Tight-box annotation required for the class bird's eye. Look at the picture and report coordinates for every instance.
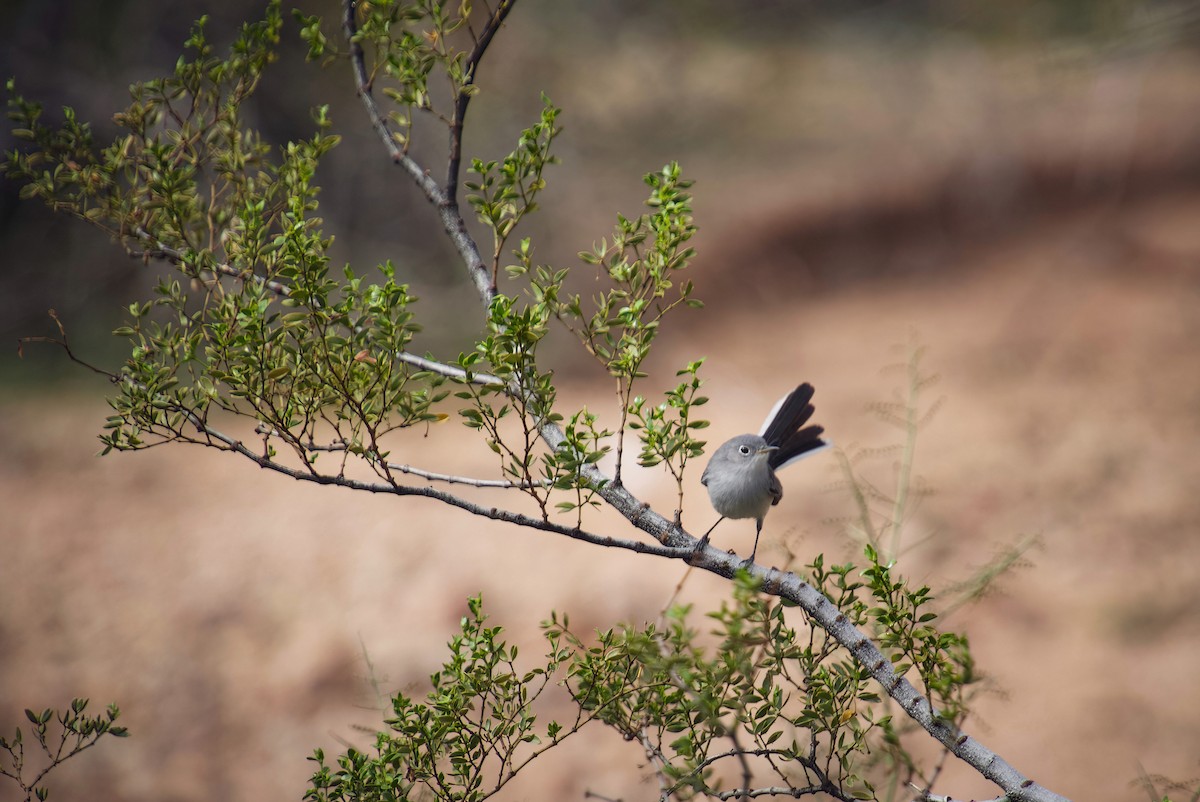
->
[738,444,751,456]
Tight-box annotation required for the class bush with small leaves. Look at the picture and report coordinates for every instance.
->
[0,700,128,802]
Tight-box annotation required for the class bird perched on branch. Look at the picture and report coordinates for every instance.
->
[699,383,829,562]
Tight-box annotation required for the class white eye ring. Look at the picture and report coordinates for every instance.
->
[738,444,751,456]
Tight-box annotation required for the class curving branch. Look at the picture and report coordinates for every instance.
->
[339,6,1072,802]
[306,438,548,488]
[191,417,688,560]
[25,328,672,557]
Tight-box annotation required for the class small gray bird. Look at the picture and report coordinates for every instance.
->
[699,383,828,562]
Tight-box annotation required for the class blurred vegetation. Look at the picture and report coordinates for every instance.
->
[0,700,128,802]
[5,0,1199,386]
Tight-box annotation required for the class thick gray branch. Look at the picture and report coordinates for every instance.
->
[911,790,1007,802]
[730,551,1068,802]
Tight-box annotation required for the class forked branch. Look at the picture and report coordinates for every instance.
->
[341,0,494,299]
[339,5,1072,801]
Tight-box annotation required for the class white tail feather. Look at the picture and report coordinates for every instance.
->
[758,390,790,437]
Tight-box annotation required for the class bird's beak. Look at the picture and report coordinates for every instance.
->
[757,445,779,456]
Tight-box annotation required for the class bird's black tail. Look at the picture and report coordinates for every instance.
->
[761,383,828,470]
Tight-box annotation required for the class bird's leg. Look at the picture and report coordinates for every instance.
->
[747,518,764,564]
[697,517,725,548]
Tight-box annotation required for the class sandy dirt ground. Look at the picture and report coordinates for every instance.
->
[3,178,1199,802]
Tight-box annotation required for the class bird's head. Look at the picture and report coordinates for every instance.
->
[718,434,777,466]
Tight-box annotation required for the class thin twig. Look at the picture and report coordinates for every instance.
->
[445,1,516,207]
[921,740,954,796]
[712,786,828,800]
[385,462,551,489]
[583,793,622,802]
[130,226,294,298]
[393,351,503,387]
[729,728,753,801]
[636,727,672,802]
[888,346,921,561]
[305,438,550,488]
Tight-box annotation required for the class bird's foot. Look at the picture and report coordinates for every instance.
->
[687,534,712,565]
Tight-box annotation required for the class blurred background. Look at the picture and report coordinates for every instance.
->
[3,1,1200,800]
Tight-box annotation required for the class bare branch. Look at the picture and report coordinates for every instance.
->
[635,727,672,802]
[729,728,753,801]
[306,438,549,488]
[583,793,622,802]
[384,461,550,489]
[712,786,830,800]
[393,351,502,387]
